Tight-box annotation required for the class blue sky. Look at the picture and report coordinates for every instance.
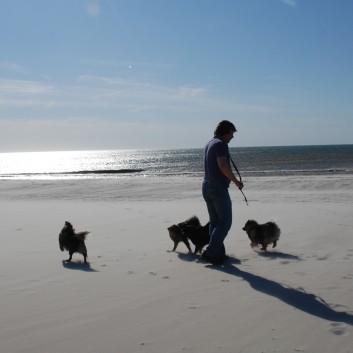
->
[0,0,352,151]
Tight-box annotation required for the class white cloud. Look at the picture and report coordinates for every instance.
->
[0,79,53,94]
[0,76,274,121]
[280,0,297,7]
[0,61,26,74]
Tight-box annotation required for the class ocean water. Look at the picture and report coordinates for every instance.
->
[0,145,352,180]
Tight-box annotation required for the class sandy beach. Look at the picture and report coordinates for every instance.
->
[1,174,352,353]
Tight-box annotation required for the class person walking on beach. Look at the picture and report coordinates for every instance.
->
[201,120,244,265]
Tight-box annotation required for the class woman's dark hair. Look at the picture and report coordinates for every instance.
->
[214,120,237,137]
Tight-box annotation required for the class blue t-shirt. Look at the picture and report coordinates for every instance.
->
[204,137,230,186]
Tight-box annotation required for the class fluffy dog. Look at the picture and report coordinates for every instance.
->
[181,222,210,254]
[59,221,90,263]
[242,220,280,251]
[167,215,201,253]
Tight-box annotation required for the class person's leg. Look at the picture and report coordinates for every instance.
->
[204,184,232,258]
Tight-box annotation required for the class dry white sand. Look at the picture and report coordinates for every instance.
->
[1,175,352,353]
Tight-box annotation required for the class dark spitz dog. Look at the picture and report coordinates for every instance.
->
[168,216,210,254]
[59,221,90,263]
[181,222,210,254]
[167,215,201,253]
[242,220,280,251]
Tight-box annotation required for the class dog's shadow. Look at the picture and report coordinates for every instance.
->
[62,260,98,272]
[212,263,353,326]
[256,250,302,261]
[176,252,199,263]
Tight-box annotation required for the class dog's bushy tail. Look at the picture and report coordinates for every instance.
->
[75,231,90,241]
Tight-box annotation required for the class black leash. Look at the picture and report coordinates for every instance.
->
[229,156,249,206]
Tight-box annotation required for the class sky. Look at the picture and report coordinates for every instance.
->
[0,0,352,152]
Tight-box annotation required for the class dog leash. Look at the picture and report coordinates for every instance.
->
[230,155,249,206]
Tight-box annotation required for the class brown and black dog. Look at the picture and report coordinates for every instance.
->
[242,220,280,251]
[59,221,90,263]
[168,216,210,254]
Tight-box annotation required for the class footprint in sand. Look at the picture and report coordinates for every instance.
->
[341,274,353,279]
[328,322,349,336]
[149,271,157,276]
[316,255,330,261]
[343,251,353,260]
[294,271,307,276]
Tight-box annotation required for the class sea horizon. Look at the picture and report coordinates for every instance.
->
[1,144,352,180]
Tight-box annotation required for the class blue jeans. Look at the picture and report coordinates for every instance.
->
[202,180,232,258]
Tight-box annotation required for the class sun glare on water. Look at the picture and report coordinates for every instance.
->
[0,150,147,179]
[0,151,68,175]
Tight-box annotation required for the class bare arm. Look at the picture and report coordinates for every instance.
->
[217,156,244,190]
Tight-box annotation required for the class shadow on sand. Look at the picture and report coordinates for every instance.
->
[177,252,241,265]
[176,251,353,325]
[211,262,353,326]
[62,260,98,272]
[256,250,302,261]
